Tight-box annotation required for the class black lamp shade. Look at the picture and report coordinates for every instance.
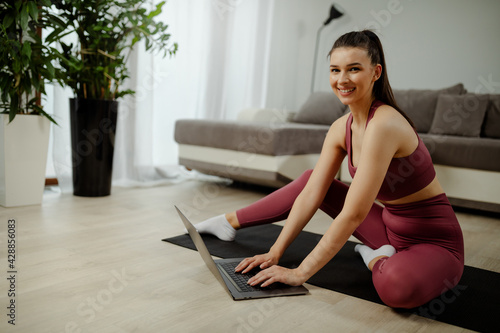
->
[324,4,343,25]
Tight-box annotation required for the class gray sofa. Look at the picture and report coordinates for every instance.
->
[175,84,500,213]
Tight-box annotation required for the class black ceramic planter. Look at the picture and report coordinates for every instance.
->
[70,98,118,197]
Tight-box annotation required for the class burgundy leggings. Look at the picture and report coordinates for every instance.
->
[236,169,464,309]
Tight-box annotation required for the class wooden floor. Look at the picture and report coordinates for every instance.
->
[1,176,499,333]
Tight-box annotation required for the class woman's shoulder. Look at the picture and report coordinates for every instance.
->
[367,104,417,154]
[369,104,412,135]
[325,112,350,150]
[329,112,350,135]
[373,103,400,119]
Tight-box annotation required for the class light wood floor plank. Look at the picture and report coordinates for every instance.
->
[1,178,498,332]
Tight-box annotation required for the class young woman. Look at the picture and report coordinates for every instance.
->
[193,30,464,309]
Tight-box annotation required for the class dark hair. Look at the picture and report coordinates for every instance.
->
[328,30,415,128]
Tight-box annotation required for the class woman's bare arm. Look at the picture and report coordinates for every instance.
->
[236,115,348,273]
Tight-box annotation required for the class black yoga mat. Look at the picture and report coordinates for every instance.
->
[163,224,500,332]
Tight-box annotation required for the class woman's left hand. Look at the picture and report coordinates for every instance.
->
[247,265,306,288]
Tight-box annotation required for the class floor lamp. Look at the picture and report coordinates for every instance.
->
[311,4,344,93]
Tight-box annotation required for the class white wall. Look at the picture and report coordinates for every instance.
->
[265,0,500,111]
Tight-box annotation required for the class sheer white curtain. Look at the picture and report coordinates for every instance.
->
[48,0,275,190]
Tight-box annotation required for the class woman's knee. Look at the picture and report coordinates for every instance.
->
[373,259,422,309]
[374,244,464,309]
[378,281,418,309]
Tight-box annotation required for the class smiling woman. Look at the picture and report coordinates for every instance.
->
[329,50,380,105]
[193,30,465,310]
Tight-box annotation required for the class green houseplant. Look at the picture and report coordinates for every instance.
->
[51,0,177,196]
[0,0,58,123]
[0,0,59,207]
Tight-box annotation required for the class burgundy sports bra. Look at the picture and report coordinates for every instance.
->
[345,100,436,201]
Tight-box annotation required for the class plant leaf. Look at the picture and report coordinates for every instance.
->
[20,4,29,31]
[148,1,165,19]
[45,61,55,79]
[27,1,39,21]
[9,95,19,122]
[3,14,15,28]
[33,105,58,125]
[22,42,32,60]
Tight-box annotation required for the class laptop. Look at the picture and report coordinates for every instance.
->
[175,206,309,300]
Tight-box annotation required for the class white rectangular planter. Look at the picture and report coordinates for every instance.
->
[0,114,51,207]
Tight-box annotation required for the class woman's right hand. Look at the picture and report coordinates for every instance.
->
[235,252,280,274]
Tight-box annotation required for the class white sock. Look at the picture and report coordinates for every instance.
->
[190,214,236,242]
[354,244,396,269]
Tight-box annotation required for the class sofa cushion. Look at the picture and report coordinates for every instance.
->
[482,94,500,139]
[420,134,500,172]
[175,119,329,156]
[429,93,489,137]
[293,91,348,125]
[393,83,466,133]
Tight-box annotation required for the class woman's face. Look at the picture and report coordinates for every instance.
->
[329,47,381,106]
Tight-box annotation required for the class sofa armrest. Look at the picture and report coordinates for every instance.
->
[237,108,296,123]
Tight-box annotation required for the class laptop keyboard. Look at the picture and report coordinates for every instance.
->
[219,262,266,292]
